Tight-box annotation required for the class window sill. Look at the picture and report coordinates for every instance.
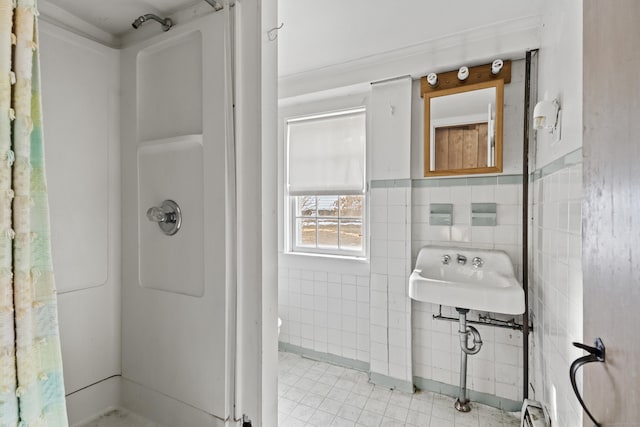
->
[279,251,370,275]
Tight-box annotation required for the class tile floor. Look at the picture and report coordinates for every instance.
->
[278,352,520,427]
[76,352,521,427]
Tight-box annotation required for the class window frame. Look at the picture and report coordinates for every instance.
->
[289,195,366,257]
[285,107,367,259]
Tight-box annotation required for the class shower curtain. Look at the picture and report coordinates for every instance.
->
[0,0,68,425]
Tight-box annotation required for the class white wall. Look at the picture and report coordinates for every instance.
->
[534,0,583,170]
[530,0,583,425]
[278,1,542,100]
[39,21,122,422]
[370,78,412,181]
[531,159,583,425]
[278,0,542,78]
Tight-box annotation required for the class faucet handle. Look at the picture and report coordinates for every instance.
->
[441,254,451,265]
[146,206,168,223]
[146,199,182,236]
[472,257,483,268]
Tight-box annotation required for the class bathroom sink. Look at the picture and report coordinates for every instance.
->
[409,246,524,315]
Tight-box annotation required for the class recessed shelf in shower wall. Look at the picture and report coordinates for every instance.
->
[137,31,203,142]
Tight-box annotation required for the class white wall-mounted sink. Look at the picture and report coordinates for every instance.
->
[409,246,525,315]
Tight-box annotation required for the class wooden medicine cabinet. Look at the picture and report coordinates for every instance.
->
[421,61,511,176]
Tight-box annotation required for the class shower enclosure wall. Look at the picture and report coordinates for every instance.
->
[39,19,123,423]
[37,0,274,425]
[120,10,235,425]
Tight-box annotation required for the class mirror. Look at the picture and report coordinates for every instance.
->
[424,79,504,176]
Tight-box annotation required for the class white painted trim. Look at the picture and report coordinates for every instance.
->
[234,0,266,425]
[278,82,370,109]
[261,0,279,424]
[279,16,542,100]
[278,252,370,276]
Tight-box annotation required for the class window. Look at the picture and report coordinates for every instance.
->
[286,108,366,257]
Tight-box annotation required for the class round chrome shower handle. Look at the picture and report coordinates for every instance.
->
[146,200,182,236]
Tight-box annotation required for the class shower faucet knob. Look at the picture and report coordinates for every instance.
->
[442,254,451,265]
[472,257,484,268]
[146,206,168,223]
[146,199,182,236]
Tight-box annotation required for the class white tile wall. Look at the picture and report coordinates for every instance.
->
[280,179,527,402]
[411,183,523,278]
[369,186,413,383]
[279,267,371,363]
[411,181,525,402]
[530,163,583,426]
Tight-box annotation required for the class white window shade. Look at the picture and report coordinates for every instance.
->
[287,109,366,196]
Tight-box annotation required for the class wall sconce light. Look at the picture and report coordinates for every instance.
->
[457,66,469,81]
[533,98,561,141]
[491,59,503,75]
[426,72,438,87]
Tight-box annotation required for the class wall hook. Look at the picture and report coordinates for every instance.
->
[267,22,284,41]
[570,338,605,427]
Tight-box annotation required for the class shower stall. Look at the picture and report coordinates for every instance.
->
[120,8,234,425]
[38,0,277,425]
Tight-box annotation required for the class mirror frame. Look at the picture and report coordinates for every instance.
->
[421,61,511,177]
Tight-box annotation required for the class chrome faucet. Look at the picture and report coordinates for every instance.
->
[442,254,451,265]
[472,257,484,268]
[457,254,467,265]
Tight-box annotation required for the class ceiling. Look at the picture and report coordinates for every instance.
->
[42,0,203,36]
[278,0,543,77]
[40,0,544,78]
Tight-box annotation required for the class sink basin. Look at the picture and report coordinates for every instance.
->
[409,246,524,315]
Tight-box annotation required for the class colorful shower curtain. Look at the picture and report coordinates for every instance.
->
[0,0,68,425]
